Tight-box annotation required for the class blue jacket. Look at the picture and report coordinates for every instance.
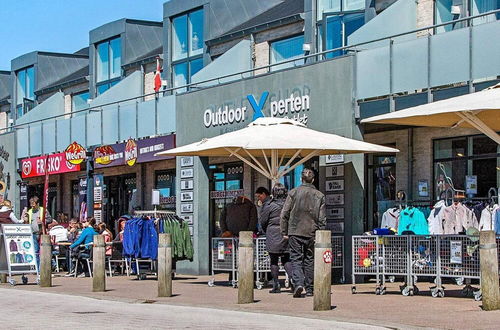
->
[123,218,158,259]
[70,227,97,249]
[398,207,429,235]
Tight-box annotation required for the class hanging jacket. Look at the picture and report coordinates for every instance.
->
[398,207,429,235]
[380,208,400,230]
[479,205,499,231]
[140,220,158,259]
[427,201,446,235]
[495,208,500,235]
[442,203,477,234]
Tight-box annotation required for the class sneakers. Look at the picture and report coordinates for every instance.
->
[64,272,75,277]
[306,290,314,297]
[269,282,281,294]
[77,273,86,278]
[293,285,304,298]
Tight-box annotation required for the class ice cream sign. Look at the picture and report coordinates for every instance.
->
[20,153,80,178]
[65,142,87,165]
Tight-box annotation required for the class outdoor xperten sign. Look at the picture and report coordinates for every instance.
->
[20,153,81,179]
[202,87,311,128]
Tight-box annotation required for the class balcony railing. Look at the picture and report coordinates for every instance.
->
[2,9,500,158]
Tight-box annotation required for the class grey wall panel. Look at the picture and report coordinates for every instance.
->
[432,86,468,101]
[37,55,88,91]
[0,72,11,100]
[89,19,126,44]
[359,99,390,119]
[123,22,163,65]
[394,93,427,111]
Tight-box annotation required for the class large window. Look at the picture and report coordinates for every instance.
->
[155,170,176,210]
[95,37,121,96]
[72,91,90,112]
[16,66,35,118]
[270,35,305,71]
[317,0,365,59]
[435,0,499,33]
[433,135,500,199]
[171,9,204,92]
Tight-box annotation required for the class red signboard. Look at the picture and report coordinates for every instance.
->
[20,153,81,178]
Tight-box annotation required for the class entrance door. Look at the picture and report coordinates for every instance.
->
[104,174,137,228]
[366,154,397,231]
[209,163,244,238]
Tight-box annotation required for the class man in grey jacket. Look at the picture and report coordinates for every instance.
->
[280,168,326,297]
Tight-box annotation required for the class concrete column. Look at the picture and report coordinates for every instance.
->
[238,231,254,304]
[158,233,173,297]
[480,231,500,311]
[92,235,106,292]
[313,230,332,311]
[39,235,52,287]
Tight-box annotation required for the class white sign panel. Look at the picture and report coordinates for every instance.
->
[180,191,194,202]
[326,155,344,164]
[326,208,344,220]
[326,222,344,233]
[325,180,344,192]
[152,189,160,205]
[181,203,193,213]
[179,214,193,225]
[180,180,194,190]
[326,194,344,206]
[93,187,102,202]
[180,168,194,179]
[1,224,37,273]
[325,165,344,177]
[450,241,462,264]
[180,157,194,167]
[466,175,477,195]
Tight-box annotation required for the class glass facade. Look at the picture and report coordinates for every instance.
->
[96,37,121,95]
[270,35,304,71]
[434,135,500,198]
[16,66,35,118]
[171,8,204,91]
[317,0,365,58]
[435,0,499,33]
[72,91,90,112]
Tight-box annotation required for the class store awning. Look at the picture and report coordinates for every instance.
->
[156,117,398,182]
[361,83,500,144]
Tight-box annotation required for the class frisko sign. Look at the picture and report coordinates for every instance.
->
[203,86,311,128]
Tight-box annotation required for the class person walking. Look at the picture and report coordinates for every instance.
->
[280,168,326,298]
[256,184,293,294]
[25,196,52,269]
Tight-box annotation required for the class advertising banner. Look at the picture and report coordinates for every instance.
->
[1,224,38,273]
[20,153,80,178]
[94,135,175,169]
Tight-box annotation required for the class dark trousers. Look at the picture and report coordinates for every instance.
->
[289,235,314,291]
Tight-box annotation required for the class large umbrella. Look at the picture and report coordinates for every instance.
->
[156,117,398,182]
[361,83,500,144]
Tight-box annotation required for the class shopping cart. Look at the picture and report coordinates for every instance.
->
[208,237,238,288]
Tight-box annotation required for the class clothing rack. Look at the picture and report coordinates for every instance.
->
[133,209,175,219]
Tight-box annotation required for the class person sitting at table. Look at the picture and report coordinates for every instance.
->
[67,217,97,277]
[48,220,69,272]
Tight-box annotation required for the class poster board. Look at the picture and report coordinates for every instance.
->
[0,224,38,275]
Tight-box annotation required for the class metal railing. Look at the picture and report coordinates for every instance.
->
[2,9,500,155]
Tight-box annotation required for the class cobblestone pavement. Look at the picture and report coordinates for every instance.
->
[3,273,500,329]
[0,287,386,330]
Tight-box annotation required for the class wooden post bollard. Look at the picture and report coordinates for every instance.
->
[92,235,106,292]
[40,235,52,287]
[313,230,332,311]
[238,231,254,304]
[0,273,7,283]
[158,233,172,297]
[480,230,500,311]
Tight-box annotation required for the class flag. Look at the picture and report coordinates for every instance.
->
[154,57,162,92]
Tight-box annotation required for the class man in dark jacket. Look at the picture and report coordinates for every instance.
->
[280,168,326,297]
[220,195,258,237]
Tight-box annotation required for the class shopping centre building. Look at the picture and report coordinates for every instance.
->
[0,0,499,276]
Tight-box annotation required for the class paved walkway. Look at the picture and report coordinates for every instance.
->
[3,273,500,329]
[0,288,383,330]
